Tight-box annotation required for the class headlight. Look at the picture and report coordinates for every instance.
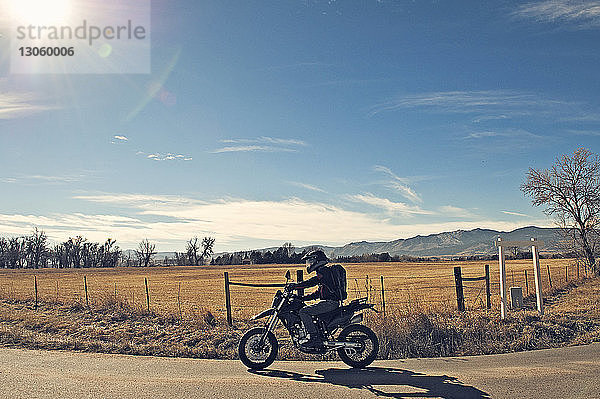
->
[272,291,282,307]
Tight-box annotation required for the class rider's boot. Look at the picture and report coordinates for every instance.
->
[300,334,322,348]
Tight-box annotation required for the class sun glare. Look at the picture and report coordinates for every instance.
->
[9,0,72,25]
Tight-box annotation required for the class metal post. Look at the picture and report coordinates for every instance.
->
[380,275,386,316]
[524,270,529,296]
[84,276,89,307]
[547,265,553,289]
[224,272,232,326]
[144,277,150,312]
[485,264,491,309]
[296,269,304,298]
[454,266,465,312]
[34,276,38,310]
[498,238,507,319]
[532,238,544,315]
[177,282,182,318]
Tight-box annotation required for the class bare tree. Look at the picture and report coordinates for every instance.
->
[65,236,86,268]
[282,242,295,258]
[136,239,156,267]
[0,238,9,268]
[174,252,187,266]
[186,237,201,266]
[25,228,50,269]
[200,237,215,264]
[100,238,121,267]
[7,237,26,268]
[522,148,600,274]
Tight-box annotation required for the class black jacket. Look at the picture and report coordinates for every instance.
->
[295,265,339,301]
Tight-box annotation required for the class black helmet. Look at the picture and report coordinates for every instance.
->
[302,249,328,274]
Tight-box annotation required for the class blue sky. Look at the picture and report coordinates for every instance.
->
[1,0,600,252]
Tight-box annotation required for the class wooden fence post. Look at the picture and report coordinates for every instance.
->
[84,276,89,307]
[34,276,38,310]
[485,265,491,309]
[511,270,515,287]
[177,282,182,318]
[144,277,150,312]
[380,275,386,316]
[454,266,465,312]
[224,272,232,326]
[547,265,553,289]
[577,263,580,280]
[565,265,568,282]
[296,269,304,298]
[524,270,529,296]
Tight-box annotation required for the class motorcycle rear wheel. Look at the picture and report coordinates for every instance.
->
[238,327,278,370]
[337,324,379,368]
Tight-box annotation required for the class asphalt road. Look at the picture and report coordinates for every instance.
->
[0,343,599,399]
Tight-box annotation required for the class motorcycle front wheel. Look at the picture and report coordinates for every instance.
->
[337,324,379,368]
[238,327,279,370]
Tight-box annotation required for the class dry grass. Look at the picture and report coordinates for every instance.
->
[0,260,597,361]
[372,278,600,359]
[0,259,582,319]
[0,276,598,360]
[0,299,242,359]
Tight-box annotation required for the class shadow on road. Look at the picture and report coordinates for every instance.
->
[249,366,490,399]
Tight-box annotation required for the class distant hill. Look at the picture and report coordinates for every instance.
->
[122,226,564,261]
[248,226,562,258]
[323,226,562,258]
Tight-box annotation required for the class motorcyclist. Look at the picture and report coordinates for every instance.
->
[288,249,340,348]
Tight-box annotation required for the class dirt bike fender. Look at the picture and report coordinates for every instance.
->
[251,308,275,320]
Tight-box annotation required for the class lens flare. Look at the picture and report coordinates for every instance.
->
[9,0,72,25]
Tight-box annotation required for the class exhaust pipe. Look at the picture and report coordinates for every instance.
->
[322,341,362,349]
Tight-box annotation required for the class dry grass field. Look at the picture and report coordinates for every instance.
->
[0,258,583,321]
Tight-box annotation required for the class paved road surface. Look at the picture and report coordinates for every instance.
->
[0,343,599,398]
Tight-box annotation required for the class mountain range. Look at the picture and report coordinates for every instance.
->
[321,226,562,258]
[123,226,564,261]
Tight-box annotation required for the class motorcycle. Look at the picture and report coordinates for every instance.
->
[238,271,379,370]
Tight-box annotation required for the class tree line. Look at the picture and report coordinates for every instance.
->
[0,229,215,269]
[211,242,303,265]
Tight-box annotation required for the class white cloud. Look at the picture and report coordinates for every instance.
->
[373,165,422,203]
[348,193,434,216]
[146,153,192,161]
[213,136,307,153]
[0,175,83,184]
[501,210,529,217]
[211,145,297,154]
[0,194,554,251]
[566,129,600,136]
[439,205,476,218]
[463,129,544,140]
[370,90,572,116]
[222,136,307,146]
[512,1,600,29]
[289,181,326,193]
[0,92,55,119]
[472,115,509,123]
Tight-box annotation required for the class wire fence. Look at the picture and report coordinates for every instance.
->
[0,259,589,322]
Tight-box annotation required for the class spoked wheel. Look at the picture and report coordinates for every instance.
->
[337,324,379,368]
[238,327,278,370]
